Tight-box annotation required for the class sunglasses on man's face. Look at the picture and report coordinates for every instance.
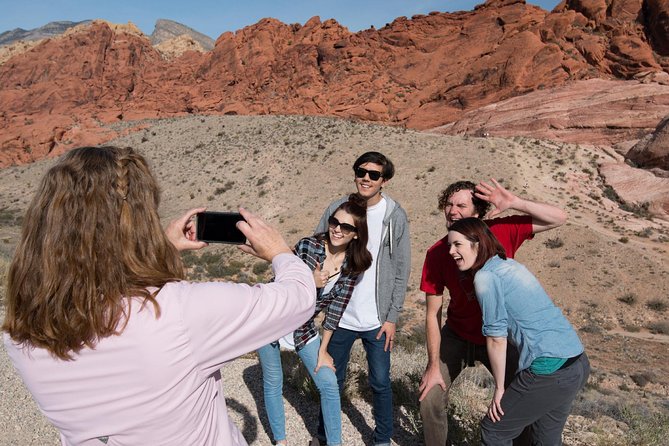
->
[354,167,383,181]
[328,216,358,235]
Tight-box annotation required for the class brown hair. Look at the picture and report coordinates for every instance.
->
[437,180,490,218]
[3,146,184,360]
[322,194,372,275]
[448,217,506,273]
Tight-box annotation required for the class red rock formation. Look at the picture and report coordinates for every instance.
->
[433,78,669,146]
[626,114,669,171]
[1,0,668,166]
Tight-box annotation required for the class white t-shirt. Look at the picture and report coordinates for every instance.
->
[338,197,386,331]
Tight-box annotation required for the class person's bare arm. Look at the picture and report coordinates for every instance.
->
[419,293,446,400]
[315,329,336,373]
[486,336,507,422]
[475,179,567,234]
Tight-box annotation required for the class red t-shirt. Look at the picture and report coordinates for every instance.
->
[420,215,534,345]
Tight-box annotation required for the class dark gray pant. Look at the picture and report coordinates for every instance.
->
[481,353,590,446]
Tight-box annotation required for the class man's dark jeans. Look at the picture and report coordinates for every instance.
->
[317,326,393,445]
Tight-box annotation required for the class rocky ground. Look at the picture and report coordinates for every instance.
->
[1,115,668,445]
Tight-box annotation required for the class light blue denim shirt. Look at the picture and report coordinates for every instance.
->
[474,255,583,372]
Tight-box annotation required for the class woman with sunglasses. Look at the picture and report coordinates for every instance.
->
[257,194,372,446]
[447,218,589,445]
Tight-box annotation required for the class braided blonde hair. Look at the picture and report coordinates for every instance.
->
[3,146,184,360]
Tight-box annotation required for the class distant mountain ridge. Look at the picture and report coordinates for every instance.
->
[0,20,92,46]
[150,19,214,51]
[0,18,214,50]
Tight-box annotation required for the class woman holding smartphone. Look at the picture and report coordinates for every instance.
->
[447,218,589,446]
[3,146,316,446]
[257,194,372,446]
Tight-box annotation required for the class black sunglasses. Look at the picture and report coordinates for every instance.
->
[328,216,358,235]
[354,167,383,181]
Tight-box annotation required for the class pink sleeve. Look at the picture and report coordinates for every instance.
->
[177,253,316,377]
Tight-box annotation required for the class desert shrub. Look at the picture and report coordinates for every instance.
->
[0,207,22,226]
[602,185,621,202]
[181,250,203,269]
[620,201,652,219]
[252,261,270,276]
[579,321,602,334]
[395,325,427,354]
[544,237,564,249]
[635,227,653,238]
[617,293,637,305]
[212,259,244,278]
[618,237,629,243]
[618,406,669,446]
[214,181,235,195]
[623,323,640,332]
[647,321,669,335]
[447,365,494,445]
[645,299,667,313]
[630,372,655,388]
[280,350,319,401]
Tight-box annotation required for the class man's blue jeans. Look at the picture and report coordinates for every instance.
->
[257,338,342,445]
[318,326,393,445]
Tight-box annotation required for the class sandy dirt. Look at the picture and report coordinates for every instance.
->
[1,115,667,445]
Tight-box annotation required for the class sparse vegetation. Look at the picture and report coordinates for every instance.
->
[645,298,667,313]
[617,293,637,305]
[252,261,270,276]
[647,321,669,335]
[544,237,564,249]
[0,207,22,226]
[635,227,653,238]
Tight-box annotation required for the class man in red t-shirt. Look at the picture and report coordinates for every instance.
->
[418,179,567,446]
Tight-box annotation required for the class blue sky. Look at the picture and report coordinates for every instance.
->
[0,0,562,39]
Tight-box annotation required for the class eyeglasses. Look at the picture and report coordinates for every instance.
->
[354,167,383,181]
[328,216,358,235]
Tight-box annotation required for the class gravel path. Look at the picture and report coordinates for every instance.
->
[1,333,416,445]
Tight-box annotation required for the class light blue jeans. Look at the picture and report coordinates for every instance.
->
[257,337,342,445]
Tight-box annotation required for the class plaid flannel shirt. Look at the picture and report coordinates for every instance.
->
[291,236,359,351]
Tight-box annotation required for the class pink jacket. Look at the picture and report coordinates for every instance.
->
[4,253,315,446]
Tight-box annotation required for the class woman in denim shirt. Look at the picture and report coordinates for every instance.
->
[447,218,589,446]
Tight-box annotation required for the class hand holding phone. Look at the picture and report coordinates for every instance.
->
[165,207,209,252]
[196,211,247,244]
[236,208,293,261]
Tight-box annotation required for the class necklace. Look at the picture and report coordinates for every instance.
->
[324,240,345,272]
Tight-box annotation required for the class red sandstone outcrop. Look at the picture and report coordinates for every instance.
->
[432,78,669,146]
[1,0,668,166]
[626,114,669,171]
[599,162,669,218]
